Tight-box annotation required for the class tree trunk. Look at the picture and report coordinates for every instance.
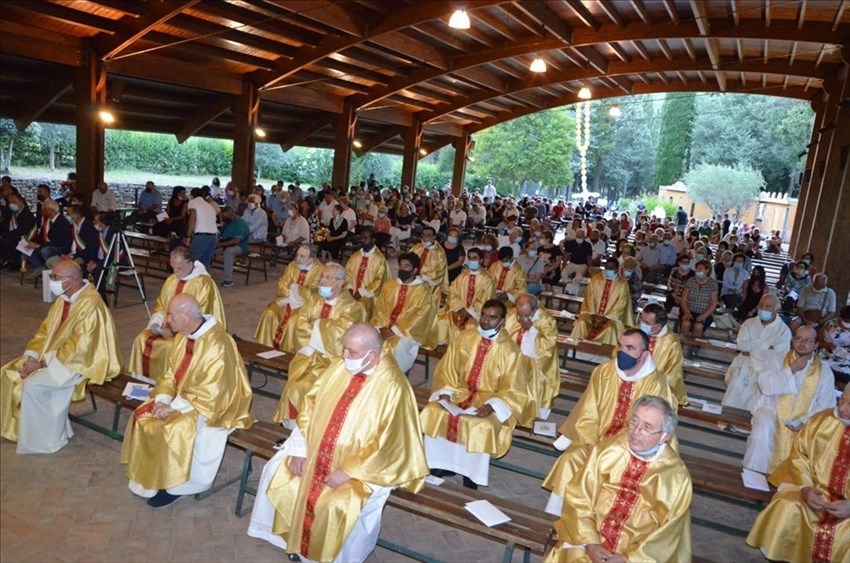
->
[49,142,56,170]
[1,137,13,173]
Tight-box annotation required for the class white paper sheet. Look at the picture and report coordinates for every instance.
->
[424,475,444,486]
[276,235,285,247]
[256,350,286,360]
[464,500,511,527]
[122,382,152,401]
[16,239,34,256]
[131,373,156,385]
[155,212,169,222]
[533,421,557,437]
[741,469,770,492]
[438,399,477,417]
[702,403,723,415]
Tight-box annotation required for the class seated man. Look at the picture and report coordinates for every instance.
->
[793,273,837,332]
[0,193,35,271]
[743,325,837,474]
[570,258,634,346]
[45,204,99,271]
[23,198,72,279]
[723,294,791,411]
[544,396,692,563]
[746,386,849,562]
[488,246,527,304]
[639,303,688,408]
[370,252,437,373]
[121,294,253,508]
[436,247,496,345]
[410,225,448,299]
[421,299,533,489]
[242,193,268,242]
[248,324,429,562]
[215,206,250,289]
[254,243,322,348]
[505,293,559,419]
[128,246,226,380]
[274,263,367,425]
[0,258,122,453]
[544,329,671,515]
[344,226,389,316]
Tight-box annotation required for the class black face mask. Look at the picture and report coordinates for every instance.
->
[361,241,374,251]
[398,269,415,283]
[37,194,47,202]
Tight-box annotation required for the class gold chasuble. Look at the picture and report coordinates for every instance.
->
[254,260,323,348]
[544,360,671,500]
[505,307,560,412]
[544,433,692,563]
[274,291,367,423]
[648,328,687,408]
[128,263,226,380]
[570,274,633,345]
[420,328,534,456]
[344,248,389,316]
[411,241,448,296]
[748,409,849,563]
[267,352,429,562]
[488,261,528,303]
[0,283,123,442]
[436,269,496,345]
[121,321,253,490]
[371,278,438,351]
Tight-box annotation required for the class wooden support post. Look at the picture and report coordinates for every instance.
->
[75,48,106,206]
[400,117,423,189]
[451,130,472,197]
[788,99,827,257]
[232,78,259,195]
[331,101,356,189]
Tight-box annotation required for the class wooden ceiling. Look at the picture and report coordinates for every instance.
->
[1,0,848,156]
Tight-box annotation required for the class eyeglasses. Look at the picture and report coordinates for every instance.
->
[48,274,71,281]
[793,337,816,344]
[628,418,663,437]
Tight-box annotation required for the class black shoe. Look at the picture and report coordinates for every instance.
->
[146,490,184,510]
[287,554,301,561]
[462,476,478,490]
[431,469,456,478]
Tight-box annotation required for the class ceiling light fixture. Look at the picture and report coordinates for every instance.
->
[419,148,428,156]
[353,140,363,148]
[255,128,266,138]
[578,87,592,99]
[608,105,622,117]
[98,110,115,124]
[530,57,547,73]
[449,9,471,29]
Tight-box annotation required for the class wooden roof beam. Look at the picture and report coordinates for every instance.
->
[354,126,405,156]
[689,0,710,36]
[833,1,847,31]
[729,0,739,26]
[610,43,631,63]
[683,38,696,60]
[598,1,625,27]
[657,39,673,60]
[736,38,744,62]
[475,9,517,41]
[3,0,120,33]
[789,42,799,66]
[797,0,807,28]
[632,40,651,61]
[175,95,235,143]
[279,113,336,152]
[630,0,651,24]
[514,0,574,42]
[96,0,201,61]
[14,77,73,132]
[571,46,609,74]
[765,0,771,27]
[565,0,601,31]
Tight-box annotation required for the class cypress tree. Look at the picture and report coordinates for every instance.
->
[654,93,696,187]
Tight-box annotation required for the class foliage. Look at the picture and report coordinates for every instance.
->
[654,93,696,187]
[640,197,678,218]
[684,163,765,217]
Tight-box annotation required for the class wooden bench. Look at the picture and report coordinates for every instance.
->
[128,247,172,279]
[68,373,146,440]
[211,249,268,285]
[124,230,170,252]
[234,335,293,398]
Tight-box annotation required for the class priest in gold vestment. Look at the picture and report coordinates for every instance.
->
[747,386,850,563]
[121,294,253,509]
[638,303,688,407]
[421,299,533,488]
[410,226,448,298]
[0,259,122,454]
[544,396,692,563]
[273,262,367,425]
[370,252,437,373]
[343,226,389,316]
[248,324,429,562]
[544,329,672,515]
[254,244,323,348]
[505,293,559,419]
[128,246,226,380]
[436,247,496,345]
[488,246,527,304]
[570,258,634,346]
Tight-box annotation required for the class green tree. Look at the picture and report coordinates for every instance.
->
[39,124,76,170]
[654,93,696,187]
[684,163,765,217]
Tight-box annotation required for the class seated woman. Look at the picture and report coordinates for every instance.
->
[443,227,465,283]
[480,233,499,269]
[818,305,850,385]
[318,204,347,261]
[154,186,188,238]
[735,265,766,321]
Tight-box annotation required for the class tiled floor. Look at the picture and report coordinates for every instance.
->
[1,263,765,562]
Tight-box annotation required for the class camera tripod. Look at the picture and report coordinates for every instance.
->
[96,228,151,317]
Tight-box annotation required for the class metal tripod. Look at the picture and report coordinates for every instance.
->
[96,230,151,317]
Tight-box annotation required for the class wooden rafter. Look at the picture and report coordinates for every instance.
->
[565,0,601,31]
[175,95,235,143]
[354,126,406,156]
[14,77,73,132]
[279,113,336,152]
[95,0,201,61]
[514,0,573,42]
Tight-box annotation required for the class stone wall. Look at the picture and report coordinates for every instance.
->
[12,177,179,207]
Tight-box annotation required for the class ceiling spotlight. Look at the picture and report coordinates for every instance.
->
[608,105,622,117]
[578,87,592,100]
[353,140,363,148]
[255,128,266,138]
[467,155,475,162]
[530,57,547,73]
[98,110,115,124]
[449,9,471,29]
[419,148,428,156]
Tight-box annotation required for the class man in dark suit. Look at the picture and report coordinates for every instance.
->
[85,211,117,301]
[46,204,100,269]
[24,198,72,279]
[0,193,36,271]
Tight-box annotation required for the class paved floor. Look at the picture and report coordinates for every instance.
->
[0,262,766,562]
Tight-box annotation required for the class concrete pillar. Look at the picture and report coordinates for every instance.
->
[75,49,106,206]
[400,117,423,189]
[331,101,355,189]
[232,79,259,195]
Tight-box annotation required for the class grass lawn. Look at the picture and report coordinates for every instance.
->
[6,166,281,188]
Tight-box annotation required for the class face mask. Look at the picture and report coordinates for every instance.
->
[528,250,538,258]
[723,261,732,268]
[663,240,671,245]
[803,259,811,265]
[603,270,616,280]
[795,269,805,276]
[478,324,500,339]
[343,351,371,374]
[617,350,639,371]
[634,442,662,457]
[318,285,333,299]
[37,194,47,202]
[757,309,773,322]
[734,263,744,270]
[483,245,493,252]
[448,236,459,245]
[679,264,691,272]
[423,240,434,248]
[297,262,311,271]
[695,254,705,261]
[398,269,415,283]
[576,237,584,242]
[649,243,657,248]
[49,279,67,296]
[623,269,633,278]
[639,322,654,335]
[467,260,480,271]
[501,261,512,269]
[695,271,707,279]
[9,204,19,212]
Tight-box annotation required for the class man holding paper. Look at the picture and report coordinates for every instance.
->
[410,226,448,300]
[543,396,692,563]
[273,262,367,426]
[436,247,496,345]
[343,226,389,317]
[638,303,688,408]
[488,246,527,304]
[420,299,534,489]
[0,258,123,453]
[254,244,322,348]
[121,294,253,509]
[746,386,849,562]
[248,323,429,562]
[543,329,671,515]
[570,258,634,346]
[742,325,836,474]
[128,246,226,381]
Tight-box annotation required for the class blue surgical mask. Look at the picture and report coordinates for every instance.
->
[603,270,616,280]
[695,253,705,261]
[528,250,538,258]
[616,350,639,371]
[634,443,662,457]
[448,236,459,245]
[478,325,500,339]
[757,309,773,322]
[724,261,732,268]
[734,263,744,270]
[467,260,480,271]
[424,240,434,248]
[501,261,512,269]
[623,269,633,278]
[318,285,333,299]
[297,262,311,271]
[483,245,493,252]
[803,258,811,265]
[695,271,707,279]
[9,204,19,212]
[639,322,653,335]
[679,264,691,272]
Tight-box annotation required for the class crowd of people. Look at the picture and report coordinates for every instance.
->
[0,172,848,563]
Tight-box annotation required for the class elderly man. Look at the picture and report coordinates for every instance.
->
[743,325,836,474]
[215,206,250,288]
[636,234,666,284]
[544,396,692,563]
[436,247,496,345]
[248,324,429,562]
[793,273,837,331]
[370,252,437,373]
[638,303,687,408]
[746,386,849,562]
[410,226,448,299]
[274,263,367,425]
[570,258,634,346]
[137,180,163,222]
[128,246,226,380]
[121,294,253,509]
[48,204,100,270]
[505,294,559,419]
[344,226,389,316]
[421,299,533,489]
[0,259,122,453]
[255,244,322,348]
[0,192,35,271]
[561,228,593,282]
[723,294,792,411]
[544,329,671,515]
[489,246,528,304]
[242,193,268,242]
[23,198,72,279]
[91,181,118,212]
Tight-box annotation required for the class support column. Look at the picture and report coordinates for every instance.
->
[232,79,259,195]
[75,49,106,206]
[400,117,423,189]
[451,130,471,197]
[331,101,355,189]
[788,100,825,256]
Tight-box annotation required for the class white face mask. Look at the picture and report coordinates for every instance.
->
[477,324,500,339]
[49,279,67,296]
[343,351,371,374]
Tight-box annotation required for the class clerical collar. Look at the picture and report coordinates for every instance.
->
[653,325,668,338]
[401,276,424,286]
[60,280,89,303]
[628,441,667,462]
[836,408,850,426]
[360,246,376,257]
[180,260,209,281]
[616,354,657,382]
[530,308,541,323]
[324,295,340,306]
[188,315,217,340]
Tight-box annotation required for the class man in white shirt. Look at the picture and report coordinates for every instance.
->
[340,196,358,234]
[468,204,486,228]
[242,194,268,242]
[280,204,310,248]
[356,195,378,229]
[90,181,118,211]
[793,273,837,331]
[482,180,497,202]
[449,201,467,230]
[318,192,337,226]
[184,188,219,271]
[589,229,607,265]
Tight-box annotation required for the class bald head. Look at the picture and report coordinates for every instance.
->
[341,323,382,372]
[167,294,204,334]
[51,258,85,296]
[515,293,538,319]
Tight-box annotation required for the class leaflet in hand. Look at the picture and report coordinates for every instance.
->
[155,212,169,222]
[16,239,34,256]
[438,399,477,417]
[122,382,152,402]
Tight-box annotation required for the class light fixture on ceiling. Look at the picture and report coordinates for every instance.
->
[353,140,363,148]
[578,87,592,100]
[449,9,471,29]
[530,57,547,73]
[608,105,622,117]
[98,110,115,124]
[419,148,428,156]
[467,155,475,162]
[255,127,267,138]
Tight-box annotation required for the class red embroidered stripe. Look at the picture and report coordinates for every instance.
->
[599,456,649,552]
[812,425,850,562]
[447,338,492,443]
[388,284,409,328]
[296,270,307,285]
[419,248,430,266]
[355,255,369,291]
[604,380,635,438]
[648,336,657,355]
[497,267,509,291]
[175,280,187,295]
[273,305,293,348]
[465,274,476,308]
[59,300,71,326]
[289,400,298,420]
[173,339,196,387]
[515,327,526,347]
[319,302,332,319]
[142,334,160,378]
